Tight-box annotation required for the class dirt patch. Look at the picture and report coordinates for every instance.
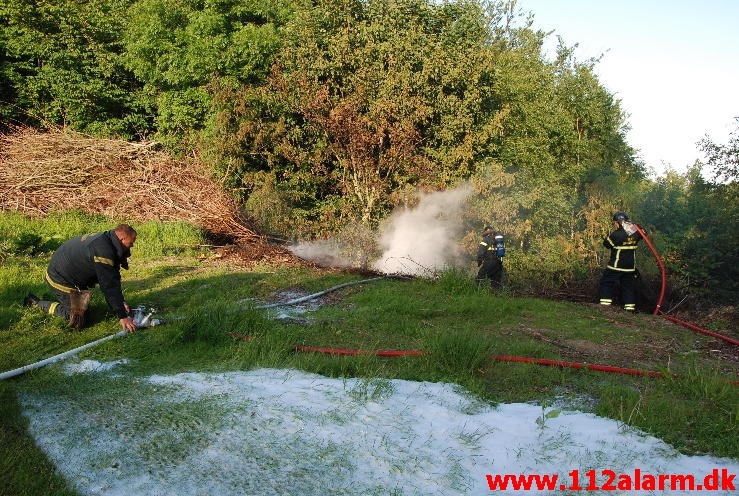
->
[560,339,613,360]
[203,242,309,268]
[692,339,739,366]
[518,311,738,376]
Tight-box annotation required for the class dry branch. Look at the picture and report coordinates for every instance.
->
[0,126,258,241]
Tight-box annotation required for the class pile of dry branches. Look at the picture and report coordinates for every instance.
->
[0,126,262,244]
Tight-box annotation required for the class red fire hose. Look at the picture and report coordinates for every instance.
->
[492,355,673,378]
[633,223,737,347]
[293,345,426,357]
[660,315,739,346]
[633,223,666,315]
[288,345,738,385]
[292,345,671,377]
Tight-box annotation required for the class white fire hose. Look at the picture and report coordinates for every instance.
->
[0,331,128,380]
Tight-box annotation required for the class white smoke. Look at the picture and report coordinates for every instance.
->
[289,185,474,275]
[289,238,354,268]
[371,185,473,275]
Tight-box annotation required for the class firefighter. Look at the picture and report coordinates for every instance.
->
[476,225,505,288]
[598,211,642,311]
[24,224,139,332]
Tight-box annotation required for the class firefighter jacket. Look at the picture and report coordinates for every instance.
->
[603,225,642,272]
[477,233,501,265]
[46,230,130,318]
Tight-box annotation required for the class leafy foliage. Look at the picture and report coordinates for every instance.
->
[205,0,641,247]
[207,0,512,234]
[0,0,148,137]
[636,163,739,303]
[0,0,735,304]
[699,117,739,183]
[123,0,290,146]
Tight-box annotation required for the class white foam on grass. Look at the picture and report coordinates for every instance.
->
[62,359,129,375]
[21,368,738,495]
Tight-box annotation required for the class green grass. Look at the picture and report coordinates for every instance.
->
[1,211,737,495]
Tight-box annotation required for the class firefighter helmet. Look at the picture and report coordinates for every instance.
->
[612,211,629,222]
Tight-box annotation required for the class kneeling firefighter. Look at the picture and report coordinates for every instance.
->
[476,226,505,287]
[24,224,139,333]
[598,211,642,312]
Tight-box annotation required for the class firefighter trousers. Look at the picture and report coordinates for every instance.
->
[598,268,637,311]
[38,285,91,328]
[476,257,504,288]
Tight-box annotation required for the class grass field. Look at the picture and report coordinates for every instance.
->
[1,211,737,495]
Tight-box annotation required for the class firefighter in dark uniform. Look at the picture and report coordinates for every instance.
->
[476,225,505,287]
[598,212,642,312]
[24,224,139,332]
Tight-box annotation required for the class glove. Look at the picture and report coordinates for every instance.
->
[622,221,638,236]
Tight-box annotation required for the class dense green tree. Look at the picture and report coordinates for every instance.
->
[699,117,739,183]
[470,30,641,285]
[123,0,291,146]
[637,169,691,238]
[0,0,147,137]
[636,163,738,304]
[0,17,17,127]
[208,0,512,235]
[207,0,641,260]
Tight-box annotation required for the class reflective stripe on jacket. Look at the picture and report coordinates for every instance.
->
[477,234,500,265]
[603,227,641,272]
[46,230,129,318]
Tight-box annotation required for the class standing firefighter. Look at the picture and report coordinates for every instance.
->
[598,212,642,311]
[476,225,505,288]
[24,224,139,332]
